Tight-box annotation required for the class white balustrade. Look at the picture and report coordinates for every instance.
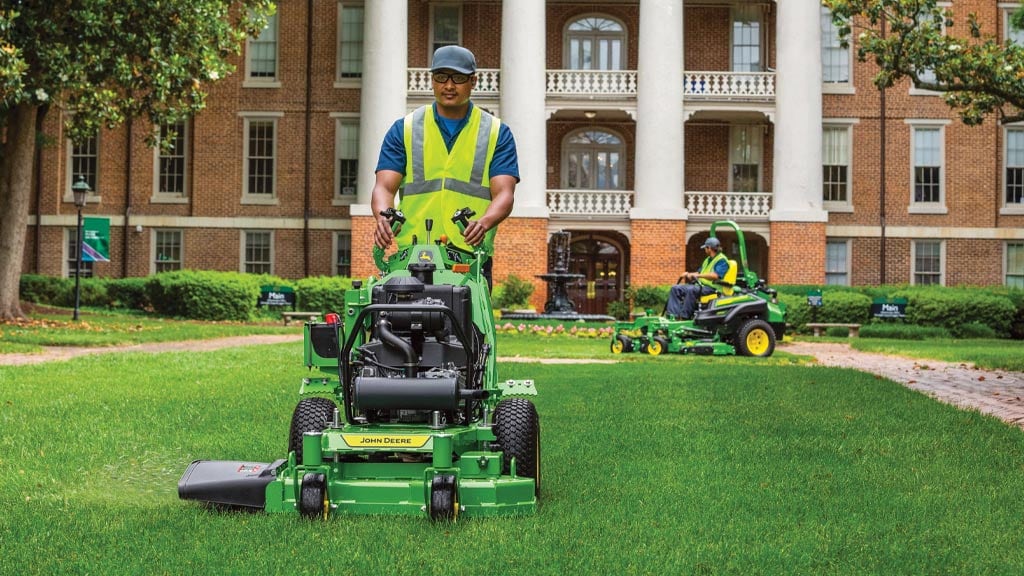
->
[545,70,638,96]
[408,68,501,94]
[684,191,773,218]
[547,189,634,216]
[683,72,775,99]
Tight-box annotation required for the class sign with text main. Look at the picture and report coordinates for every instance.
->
[82,217,111,262]
[871,298,907,319]
[258,285,296,309]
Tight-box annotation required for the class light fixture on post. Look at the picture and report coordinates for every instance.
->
[583,110,597,120]
[71,175,91,321]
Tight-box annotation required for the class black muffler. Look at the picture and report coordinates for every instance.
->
[178,459,286,509]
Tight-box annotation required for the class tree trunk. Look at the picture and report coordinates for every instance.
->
[0,104,40,321]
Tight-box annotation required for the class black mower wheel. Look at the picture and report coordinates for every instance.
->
[429,474,459,522]
[288,397,336,464]
[610,334,634,354]
[735,318,776,357]
[493,398,541,496]
[647,336,668,356]
[299,472,329,519]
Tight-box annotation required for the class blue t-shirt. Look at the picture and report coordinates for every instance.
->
[375,102,520,181]
[711,257,730,280]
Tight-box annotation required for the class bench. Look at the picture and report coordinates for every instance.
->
[282,311,321,326]
[805,323,861,338]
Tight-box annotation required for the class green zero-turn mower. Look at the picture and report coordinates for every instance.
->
[179,208,540,521]
[610,220,787,358]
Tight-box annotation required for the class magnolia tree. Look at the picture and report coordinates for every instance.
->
[0,1,273,320]
[824,0,1024,125]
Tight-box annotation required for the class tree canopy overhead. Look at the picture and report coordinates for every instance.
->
[824,0,1024,125]
[0,0,274,320]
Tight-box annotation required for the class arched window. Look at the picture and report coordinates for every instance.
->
[563,129,625,190]
[565,16,626,70]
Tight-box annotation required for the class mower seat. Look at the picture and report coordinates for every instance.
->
[699,259,738,306]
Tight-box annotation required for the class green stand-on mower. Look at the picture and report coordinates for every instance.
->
[610,220,786,357]
[179,208,540,521]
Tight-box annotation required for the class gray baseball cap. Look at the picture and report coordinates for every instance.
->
[701,237,721,250]
[430,45,477,74]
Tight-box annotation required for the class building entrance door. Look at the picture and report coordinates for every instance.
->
[565,235,625,316]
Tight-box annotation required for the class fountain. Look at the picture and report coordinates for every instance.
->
[501,230,615,322]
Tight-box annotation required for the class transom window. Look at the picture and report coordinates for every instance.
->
[244,231,273,274]
[913,240,943,285]
[1006,128,1024,206]
[821,6,850,83]
[248,13,278,80]
[732,6,762,72]
[825,240,849,285]
[823,126,850,203]
[563,129,624,189]
[338,4,364,79]
[155,229,183,273]
[565,16,625,70]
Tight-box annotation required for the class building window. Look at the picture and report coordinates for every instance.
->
[912,240,944,285]
[337,4,364,80]
[731,5,763,72]
[821,6,850,84]
[247,13,278,80]
[823,125,851,205]
[1007,7,1024,45]
[1006,128,1024,207]
[244,231,273,274]
[563,129,624,190]
[431,4,461,53]
[730,125,762,192]
[910,2,949,89]
[154,229,183,273]
[244,118,277,197]
[825,240,850,285]
[69,133,99,194]
[565,15,625,70]
[911,125,944,207]
[336,118,359,198]
[1008,242,1024,288]
[335,232,352,277]
[156,121,188,196]
[66,228,93,279]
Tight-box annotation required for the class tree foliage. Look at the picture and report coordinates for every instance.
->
[824,0,1024,125]
[0,0,274,320]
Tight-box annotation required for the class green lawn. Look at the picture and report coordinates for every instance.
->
[2,341,1024,574]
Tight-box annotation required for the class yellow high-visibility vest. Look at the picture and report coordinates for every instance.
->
[698,252,728,288]
[399,104,501,254]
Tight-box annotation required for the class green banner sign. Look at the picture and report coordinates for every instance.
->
[82,217,110,262]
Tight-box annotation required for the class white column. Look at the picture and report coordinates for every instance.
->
[501,0,548,218]
[353,0,408,214]
[632,0,685,220]
[770,0,827,222]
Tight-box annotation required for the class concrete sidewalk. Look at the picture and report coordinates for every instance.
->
[783,341,1024,429]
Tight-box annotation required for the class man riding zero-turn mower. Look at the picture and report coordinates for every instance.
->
[610,220,786,357]
[179,208,540,521]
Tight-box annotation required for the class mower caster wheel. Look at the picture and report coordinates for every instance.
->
[647,336,668,356]
[299,473,329,520]
[611,334,633,354]
[429,474,459,522]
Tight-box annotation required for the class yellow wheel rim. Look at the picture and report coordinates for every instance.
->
[648,340,662,355]
[746,329,769,356]
[611,340,624,354]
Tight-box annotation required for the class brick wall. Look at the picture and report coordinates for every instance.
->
[770,221,826,285]
[630,220,687,286]
[493,217,549,311]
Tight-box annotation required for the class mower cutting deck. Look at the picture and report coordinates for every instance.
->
[179,209,540,521]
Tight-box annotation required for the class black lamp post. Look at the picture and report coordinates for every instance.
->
[71,175,91,321]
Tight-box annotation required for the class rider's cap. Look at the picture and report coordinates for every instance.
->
[430,45,477,74]
[701,237,721,250]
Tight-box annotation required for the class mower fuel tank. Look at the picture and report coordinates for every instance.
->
[178,459,285,509]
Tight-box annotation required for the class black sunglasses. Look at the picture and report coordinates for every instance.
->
[432,72,472,85]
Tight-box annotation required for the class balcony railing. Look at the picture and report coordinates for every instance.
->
[685,191,773,218]
[547,189,633,217]
[407,69,775,101]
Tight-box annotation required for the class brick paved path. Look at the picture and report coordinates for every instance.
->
[782,341,1024,429]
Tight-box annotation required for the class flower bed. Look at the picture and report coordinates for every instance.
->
[496,322,615,338]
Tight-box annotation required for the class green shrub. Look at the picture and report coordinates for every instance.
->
[606,300,631,321]
[780,290,872,332]
[493,274,534,310]
[957,321,998,339]
[892,287,1015,338]
[145,270,259,321]
[859,323,951,340]
[296,276,353,314]
[106,277,151,310]
[19,274,71,305]
[626,285,669,314]
[825,326,851,338]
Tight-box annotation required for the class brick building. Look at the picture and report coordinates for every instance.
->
[22,1,1024,314]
